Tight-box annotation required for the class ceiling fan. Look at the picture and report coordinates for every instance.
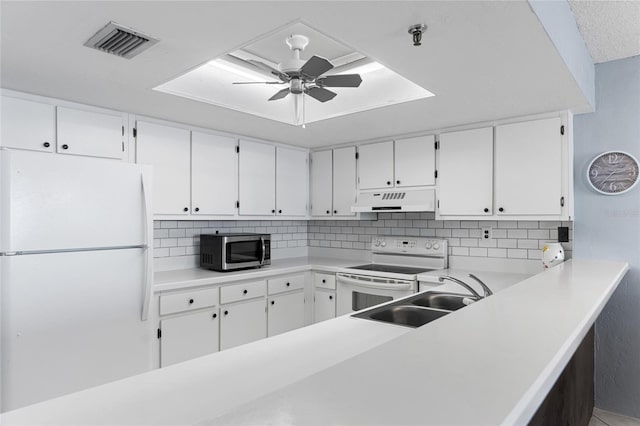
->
[232,34,363,103]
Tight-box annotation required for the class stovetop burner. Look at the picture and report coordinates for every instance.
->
[349,264,434,275]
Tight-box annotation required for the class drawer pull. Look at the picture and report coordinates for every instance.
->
[329,295,333,300]
[286,282,290,287]
[224,310,229,316]
[188,299,194,305]
[212,313,217,319]
[322,279,326,283]
[43,142,50,148]
[243,289,248,295]
[62,144,69,150]
[271,300,275,305]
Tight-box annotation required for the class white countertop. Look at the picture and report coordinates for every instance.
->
[154,256,359,292]
[2,259,628,425]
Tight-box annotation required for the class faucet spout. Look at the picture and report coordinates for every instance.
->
[437,276,482,300]
[468,274,493,298]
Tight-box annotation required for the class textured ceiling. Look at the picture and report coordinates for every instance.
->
[568,0,640,63]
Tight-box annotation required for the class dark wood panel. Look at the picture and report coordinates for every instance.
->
[529,326,595,426]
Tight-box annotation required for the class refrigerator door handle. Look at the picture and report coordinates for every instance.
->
[141,171,153,321]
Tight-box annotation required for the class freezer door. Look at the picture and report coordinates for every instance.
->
[0,149,147,252]
[1,249,153,411]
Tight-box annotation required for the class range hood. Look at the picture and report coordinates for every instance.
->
[351,188,435,212]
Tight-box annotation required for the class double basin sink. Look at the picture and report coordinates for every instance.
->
[352,292,470,328]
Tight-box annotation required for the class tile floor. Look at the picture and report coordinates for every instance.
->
[590,408,640,426]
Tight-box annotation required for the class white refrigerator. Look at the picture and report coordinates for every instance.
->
[0,149,154,412]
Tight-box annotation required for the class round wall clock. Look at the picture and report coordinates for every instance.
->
[587,151,639,195]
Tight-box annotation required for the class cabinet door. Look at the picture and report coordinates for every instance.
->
[1,96,55,153]
[191,131,237,215]
[238,140,276,216]
[220,298,266,350]
[358,141,394,190]
[314,290,336,323]
[160,309,219,367]
[276,146,308,216]
[267,291,305,337]
[495,117,563,216]
[310,150,333,217]
[333,146,357,216]
[395,135,435,187]
[136,121,191,215]
[438,127,493,216]
[57,107,124,159]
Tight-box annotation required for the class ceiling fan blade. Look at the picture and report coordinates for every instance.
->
[300,55,334,79]
[232,81,286,85]
[305,86,337,103]
[247,59,289,82]
[268,88,290,101]
[316,74,363,88]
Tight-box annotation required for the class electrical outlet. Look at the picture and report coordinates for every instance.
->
[558,226,569,243]
[481,227,492,240]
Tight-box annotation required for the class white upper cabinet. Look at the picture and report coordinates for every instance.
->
[310,150,333,217]
[332,146,357,216]
[1,96,55,153]
[57,107,125,160]
[276,146,308,217]
[437,127,494,216]
[310,147,357,217]
[136,120,191,215]
[359,138,435,190]
[358,141,394,190]
[394,135,435,187]
[494,117,563,216]
[238,140,276,216]
[191,131,238,216]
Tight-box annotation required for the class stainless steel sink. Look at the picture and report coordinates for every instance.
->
[408,292,469,311]
[352,304,450,328]
[352,291,473,328]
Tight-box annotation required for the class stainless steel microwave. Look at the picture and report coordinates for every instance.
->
[200,233,271,271]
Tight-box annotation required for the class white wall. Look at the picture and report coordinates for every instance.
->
[573,55,640,418]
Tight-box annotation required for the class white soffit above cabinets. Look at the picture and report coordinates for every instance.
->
[153,21,434,126]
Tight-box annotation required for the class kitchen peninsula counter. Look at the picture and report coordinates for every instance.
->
[2,259,628,425]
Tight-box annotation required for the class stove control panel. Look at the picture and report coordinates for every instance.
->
[371,237,448,257]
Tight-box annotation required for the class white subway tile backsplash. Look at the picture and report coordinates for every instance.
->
[153,217,573,264]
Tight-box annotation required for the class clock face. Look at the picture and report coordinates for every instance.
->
[587,151,639,195]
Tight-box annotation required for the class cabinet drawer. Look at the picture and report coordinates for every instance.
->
[221,280,267,304]
[160,287,219,316]
[314,273,336,290]
[267,274,305,295]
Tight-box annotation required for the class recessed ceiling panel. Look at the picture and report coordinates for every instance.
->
[154,21,434,126]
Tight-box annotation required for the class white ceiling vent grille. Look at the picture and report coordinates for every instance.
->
[84,21,159,59]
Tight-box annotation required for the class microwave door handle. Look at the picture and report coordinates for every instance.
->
[260,237,266,265]
[337,275,414,291]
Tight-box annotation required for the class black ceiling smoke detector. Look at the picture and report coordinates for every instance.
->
[408,24,427,47]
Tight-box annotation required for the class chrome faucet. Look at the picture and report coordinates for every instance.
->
[437,274,492,301]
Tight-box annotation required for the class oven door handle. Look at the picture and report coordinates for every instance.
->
[337,275,414,291]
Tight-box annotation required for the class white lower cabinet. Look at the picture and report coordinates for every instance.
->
[314,289,336,323]
[313,272,336,323]
[267,291,305,337]
[220,298,267,350]
[159,309,219,367]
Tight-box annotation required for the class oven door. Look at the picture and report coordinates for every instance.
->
[336,273,416,316]
[222,236,266,270]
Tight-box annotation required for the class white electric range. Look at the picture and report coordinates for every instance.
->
[336,236,448,315]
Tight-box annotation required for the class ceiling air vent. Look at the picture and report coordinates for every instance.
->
[84,21,159,59]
